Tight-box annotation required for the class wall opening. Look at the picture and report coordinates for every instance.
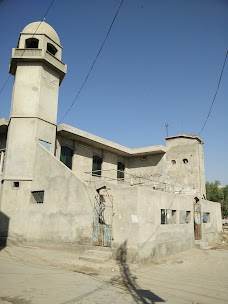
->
[92,155,102,177]
[47,43,57,56]
[203,212,210,223]
[38,139,51,152]
[25,38,39,48]
[183,158,188,164]
[180,210,191,223]
[117,162,125,180]
[32,191,44,204]
[161,209,176,224]
[60,146,73,169]
[13,181,20,189]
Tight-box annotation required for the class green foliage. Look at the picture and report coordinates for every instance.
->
[206,181,228,218]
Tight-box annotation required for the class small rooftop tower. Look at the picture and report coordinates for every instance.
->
[4,21,67,180]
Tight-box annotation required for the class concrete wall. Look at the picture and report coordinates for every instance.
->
[200,200,223,244]
[0,144,96,246]
[0,143,222,259]
[165,138,206,196]
[56,135,129,184]
[25,143,96,246]
[111,186,195,262]
[128,153,165,179]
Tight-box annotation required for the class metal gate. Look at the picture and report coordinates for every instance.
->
[92,190,113,247]
[194,203,202,240]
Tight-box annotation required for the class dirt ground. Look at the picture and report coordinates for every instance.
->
[0,240,228,304]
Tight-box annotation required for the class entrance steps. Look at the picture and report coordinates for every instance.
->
[195,240,212,250]
[79,247,113,264]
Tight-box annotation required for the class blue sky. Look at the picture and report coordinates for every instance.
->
[0,0,227,185]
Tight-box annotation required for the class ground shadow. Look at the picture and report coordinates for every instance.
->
[116,241,165,304]
[0,211,9,250]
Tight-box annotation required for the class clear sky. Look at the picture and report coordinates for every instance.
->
[0,0,227,185]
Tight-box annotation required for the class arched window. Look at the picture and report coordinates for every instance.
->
[25,38,39,49]
[47,43,57,56]
[60,146,73,169]
[92,155,102,177]
[117,162,125,180]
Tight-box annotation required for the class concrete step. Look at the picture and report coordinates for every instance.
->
[79,248,113,264]
[79,255,108,264]
[195,240,212,250]
[85,249,112,259]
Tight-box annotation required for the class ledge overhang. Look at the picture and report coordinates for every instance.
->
[57,124,167,157]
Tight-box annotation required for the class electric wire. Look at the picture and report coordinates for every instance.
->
[198,50,228,135]
[0,0,56,97]
[59,0,125,123]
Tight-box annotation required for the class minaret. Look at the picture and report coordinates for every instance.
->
[0,22,66,243]
[4,21,66,180]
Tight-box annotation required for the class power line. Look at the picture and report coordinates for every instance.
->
[198,50,228,135]
[0,0,56,97]
[59,0,125,123]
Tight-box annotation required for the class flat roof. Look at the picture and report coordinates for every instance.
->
[57,124,167,156]
[166,133,204,144]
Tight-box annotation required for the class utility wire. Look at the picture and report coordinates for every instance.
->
[0,0,56,97]
[198,50,228,135]
[59,0,125,123]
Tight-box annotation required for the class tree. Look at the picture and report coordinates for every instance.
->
[206,181,228,218]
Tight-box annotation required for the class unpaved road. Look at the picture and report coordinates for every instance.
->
[0,245,228,304]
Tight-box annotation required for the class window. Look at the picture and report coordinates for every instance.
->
[186,211,191,223]
[47,43,57,56]
[141,155,147,161]
[39,139,51,152]
[117,162,125,180]
[25,38,39,48]
[13,181,20,189]
[171,210,177,224]
[161,209,177,224]
[171,160,176,165]
[203,212,210,223]
[183,158,188,164]
[32,191,44,204]
[60,146,73,169]
[180,210,191,223]
[92,155,102,177]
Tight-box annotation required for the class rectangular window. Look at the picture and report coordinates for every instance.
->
[117,162,125,180]
[161,209,174,224]
[161,209,167,224]
[186,211,191,223]
[32,191,44,204]
[60,146,73,169]
[38,139,51,152]
[180,210,191,224]
[203,212,210,223]
[92,155,102,177]
[171,210,177,224]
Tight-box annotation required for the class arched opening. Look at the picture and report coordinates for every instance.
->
[25,38,39,49]
[47,43,57,56]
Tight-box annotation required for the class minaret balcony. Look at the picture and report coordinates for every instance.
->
[9,48,67,84]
